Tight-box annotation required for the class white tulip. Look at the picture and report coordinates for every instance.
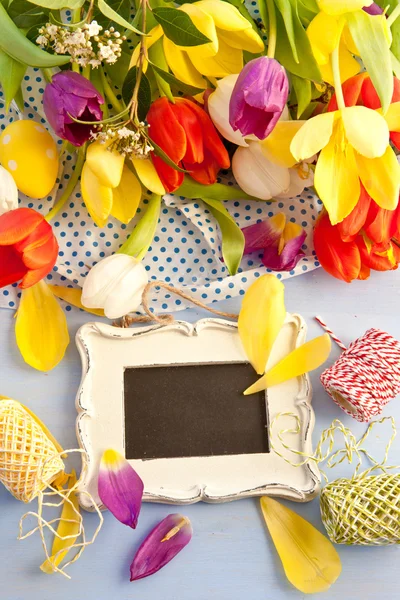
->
[208,75,249,147]
[276,161,314,199]
[81,253,148,319]
[232,141,291,200]
[0,165,18,215]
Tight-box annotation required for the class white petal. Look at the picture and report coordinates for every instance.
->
[82,254,139,309]
[208,74,248,147]
[103,260,148,319]
[232,142,291,200]
[0,165,18,214]
[276,163,314,198]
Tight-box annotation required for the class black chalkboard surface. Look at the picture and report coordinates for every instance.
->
[124,362,269,460]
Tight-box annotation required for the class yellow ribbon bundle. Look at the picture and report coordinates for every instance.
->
[0,398,102,578]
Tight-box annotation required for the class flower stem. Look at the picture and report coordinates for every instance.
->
[41,68,54,83]
[331,44,345,110]
[45,147,86,222]
[266,0,277,59]
[130,0,148,123]
[100,67,125,113]
[387,3,400,27]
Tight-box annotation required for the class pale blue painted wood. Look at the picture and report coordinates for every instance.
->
[1,268,400,600]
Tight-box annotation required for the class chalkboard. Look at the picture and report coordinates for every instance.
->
[124,362,270,460]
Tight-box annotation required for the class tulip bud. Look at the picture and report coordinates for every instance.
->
[229,57,289,140]
[208,75,249,147]
[81,253,148,319]
[43,71,104,147]
[0,165,18,215]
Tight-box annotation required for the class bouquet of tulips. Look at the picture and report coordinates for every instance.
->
[0,0,400,371]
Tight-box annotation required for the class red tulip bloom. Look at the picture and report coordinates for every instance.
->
[146,97,230,193]
[0,208,58,289]
[328,72,400,149]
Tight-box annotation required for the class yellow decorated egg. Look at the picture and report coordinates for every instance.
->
[0,120,59,198]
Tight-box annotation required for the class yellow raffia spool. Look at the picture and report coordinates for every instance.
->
[271,413,400,546]
[0,399,65,502]
[0,397,103,578]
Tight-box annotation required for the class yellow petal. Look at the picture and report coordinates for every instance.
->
[40,472,80,574]
[163,37,207,88]
[317,0,371,15]
[217,28,264,54]
[47,284,105,316]
[260,497,342,594]
[131,156,165,195]
[342,106,389,158]
[238,274,286,375]
[111,165,142,224]
[307,12,342,65]
[81,162,113,228]
[188,36,243,78]
[178,4,218,57]
[244,334,331,394]
[85,140,125,188]
[356,146,400,210]
[283,221,304,243]
[381,101,400,132]
[314,122,360,224]
[15,281,69,372]
[195,0,255,31]
[318,40,360,85]
[129,25,163,69]
[290,111,335,162]
[261,121,306,168]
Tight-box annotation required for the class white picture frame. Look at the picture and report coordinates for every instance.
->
[75,315,320,510]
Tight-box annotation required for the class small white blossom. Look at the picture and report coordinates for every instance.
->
[46,24,58,38]
[36,35,47,46]
[86,20,102,37]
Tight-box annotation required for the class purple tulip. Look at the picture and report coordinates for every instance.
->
[363,3,383,15]
[43,71,104,146]
[130,514,192,581]
[229,57,289,140]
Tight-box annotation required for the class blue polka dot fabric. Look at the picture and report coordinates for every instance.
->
[0,69,321,313]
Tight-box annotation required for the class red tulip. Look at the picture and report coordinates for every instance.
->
[328,72,400,149]
[0,208,58,289]
[146,97,230,193]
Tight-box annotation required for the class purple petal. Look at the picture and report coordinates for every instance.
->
[130,514,192,581]
[262,230,306,271]
[52,71,104,102]
[363,3,383,15]
[242,214,286,254]
[43,85,66,138]
[98,449,144,528]
[229,57,289,140]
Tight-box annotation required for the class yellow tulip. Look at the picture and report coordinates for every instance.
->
[290,106,400,224]
[130,0,264,88]
[317,0,373,15]
[307,12,359,85]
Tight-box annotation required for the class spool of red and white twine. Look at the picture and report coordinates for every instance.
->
[315,317,400,422]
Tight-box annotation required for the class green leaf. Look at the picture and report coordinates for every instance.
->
[147,38,174,101]
[274,0,321,81]
[297,0,318,25]
[152,7,211,46]
[175,176,262,202]
[0,3,69,67]
[97,0,144,34]
[391,50,400,79]
[202,197,244,276]
[121,67,151,121]
[150,139,188,172]
[0,49,26,111]
[105,48,131,88]
[347,10,393,113]
[8,0,49,28]
[291,73,311,118]
[274,0,298,62]
[149,61,204,95]
[117,194,162,260]
[25,0,84,8]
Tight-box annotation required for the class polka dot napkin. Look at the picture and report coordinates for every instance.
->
[0,69,321,314]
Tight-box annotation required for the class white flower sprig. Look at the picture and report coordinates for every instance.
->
[36,21,125,68]
[91,123,154,158]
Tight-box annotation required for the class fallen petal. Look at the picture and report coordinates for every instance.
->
[242,214,286,254]
[98,449,144,528]
[130,514,192,581]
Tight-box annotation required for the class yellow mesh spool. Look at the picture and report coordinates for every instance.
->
[0,399,65,503]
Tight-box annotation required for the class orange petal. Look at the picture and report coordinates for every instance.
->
[314,212,361,282]
[0,207,43,245]
[0,245,27,287]
[337,184,371,241]
[327,72,368,112]
[147,97,187,165]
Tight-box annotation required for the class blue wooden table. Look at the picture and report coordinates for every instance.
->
[1,268,400,600]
